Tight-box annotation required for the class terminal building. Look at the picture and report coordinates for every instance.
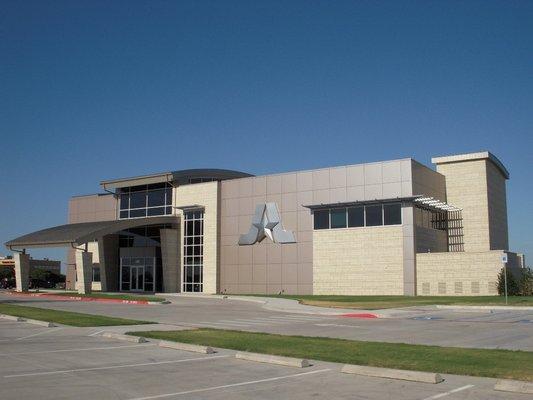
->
[5,151,525,296]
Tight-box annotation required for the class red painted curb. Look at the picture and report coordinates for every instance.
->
[339,313,378,319]
[4,291,152,305]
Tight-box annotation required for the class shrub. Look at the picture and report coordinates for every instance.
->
[518,268,533,296]
[497,267,520,296]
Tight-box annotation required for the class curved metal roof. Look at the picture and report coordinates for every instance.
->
[5,216,179,249]
[100,168,253,190]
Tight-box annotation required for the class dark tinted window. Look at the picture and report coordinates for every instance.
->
[347,207,364,227]
[365,205,383,226]
[313,210,329,229]
[129,192,146,209]
[384,203,402,225]
[330,208,347,228]
[147,189,166,207]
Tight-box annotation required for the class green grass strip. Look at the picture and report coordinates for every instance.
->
[49,292,166,302]
[129,329,533,381]
[0,303,154,327]
[241,295,533,309]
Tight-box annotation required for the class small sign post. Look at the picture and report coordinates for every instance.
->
[501,253,508,305]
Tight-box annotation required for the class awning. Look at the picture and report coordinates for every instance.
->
[5,216,179,250]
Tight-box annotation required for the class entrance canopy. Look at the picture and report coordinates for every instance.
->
[5,216,179,250]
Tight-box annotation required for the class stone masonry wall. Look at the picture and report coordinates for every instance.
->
[313,226,404,295]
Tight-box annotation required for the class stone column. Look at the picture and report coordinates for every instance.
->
[98,235,119,292]
[160,228,180,293]
[75,251,93,294]
[14,252,30,292]
[402,204,417,296]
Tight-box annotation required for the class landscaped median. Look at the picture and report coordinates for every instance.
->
[127,329,533,381]
[243,294,533,310]
[0,303,155,327]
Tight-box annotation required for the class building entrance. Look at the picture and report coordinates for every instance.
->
[120,257,155,292]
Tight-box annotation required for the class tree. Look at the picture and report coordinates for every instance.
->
[518,268,533,296]
[497,267,520,296]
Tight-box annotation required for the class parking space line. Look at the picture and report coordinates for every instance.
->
[4,355,229,378]
[0,343,155,356]
[422,384,475,400]
[88,329,106,337]
[15,327,63,341]
[127,368,332,400]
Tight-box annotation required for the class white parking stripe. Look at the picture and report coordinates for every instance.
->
[127,368,332,400]
[4,355,229,378]
[422,385,475,400]
[15,328,63,341]
[0,343,155,356]
[87,329,106,337]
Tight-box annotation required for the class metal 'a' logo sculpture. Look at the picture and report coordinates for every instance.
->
[238,203,296,245]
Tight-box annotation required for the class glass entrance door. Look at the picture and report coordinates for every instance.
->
[130,266,144,291]
[120,257,155,292]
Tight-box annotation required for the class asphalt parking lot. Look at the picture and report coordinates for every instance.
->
[0,318,528,400]
[2,293,532,351]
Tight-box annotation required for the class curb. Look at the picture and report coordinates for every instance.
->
[25,318,56,327]
[4,291,167,305]
[339,313,380,319]
[102,332,147,343]
[341,364,443,384]
[0,314,25,322]
[494,379,533,394]
[0,314,56,327]
[436,305,533,311]
[159,340,215,354]
[235,351,310,368]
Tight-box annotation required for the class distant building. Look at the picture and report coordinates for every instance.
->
[0,255,61,275]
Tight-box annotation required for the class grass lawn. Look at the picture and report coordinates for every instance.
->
[0,303,154,327]
[47,291,166,302]
[129,328,533,381]
[242,295,533,309]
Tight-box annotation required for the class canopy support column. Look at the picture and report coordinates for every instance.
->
[160,228,180,292]
[75,251,93,294]
[14,252,30,292]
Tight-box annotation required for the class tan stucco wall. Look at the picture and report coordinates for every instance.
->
[175,181,219,294]
[313,226,404,295]
[417,251,522,296]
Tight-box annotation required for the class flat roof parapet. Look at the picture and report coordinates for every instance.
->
[431,151,509,179]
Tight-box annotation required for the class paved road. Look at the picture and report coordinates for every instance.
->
[1,293,532,351]
[0,318,526,400]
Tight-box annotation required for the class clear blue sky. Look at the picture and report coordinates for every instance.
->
[1,1,532,266]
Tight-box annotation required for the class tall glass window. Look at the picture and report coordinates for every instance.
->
[118,183,173,219]
[183,210,204,292]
